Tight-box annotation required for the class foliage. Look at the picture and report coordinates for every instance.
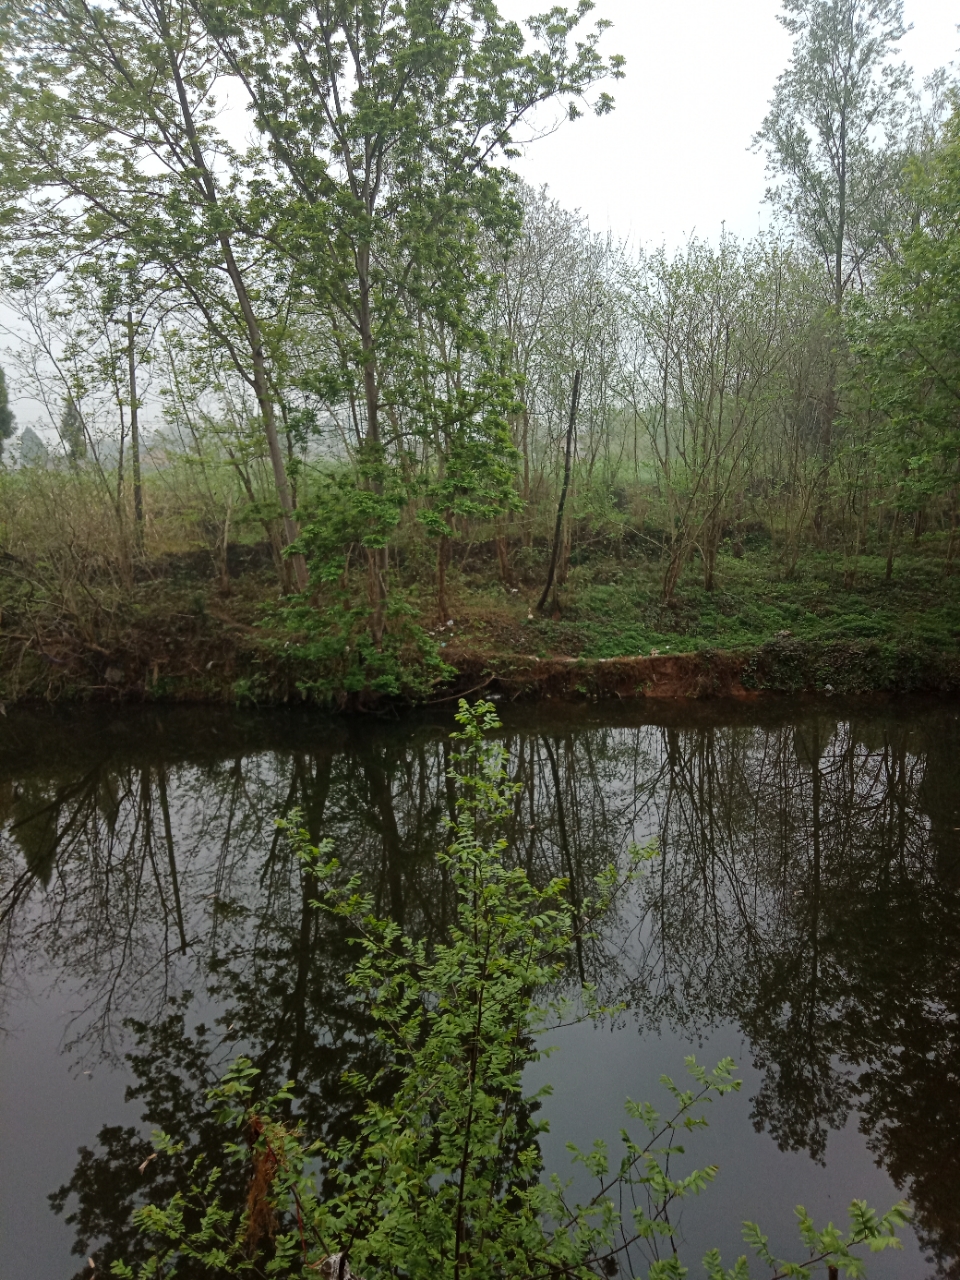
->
[616,234,818,596]
[108,701,908,1280]
[59,394,86,463]
[755,0,913,309]
[0,0,623,613]
[416,377,523,541]
[49,1000,253,1280]
[849,103,960,516]
[267,596,456,705]
[0,0,959,690]
[509,541,960,663]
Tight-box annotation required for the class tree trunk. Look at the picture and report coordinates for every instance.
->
[218,497,233,595]
[662,539,687,603]
[126,312,144,553]
[885,508,900,581]
[223,444,289,589]
[704,541,716,592]
[702,508,721,592]
[356,243,389,646]
[495,533,511,586]
[946,489,958,576]
[164,42,308,593]
[538,371,581,613]
[224,252,307,591]
[437,526,452,622]
[521,407,532,547]
[557,514,571,589]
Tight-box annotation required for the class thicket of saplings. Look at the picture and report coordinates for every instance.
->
[2,205,958,681]
[0,402,951,599]
[1,212,960,616]
[1,0,958,698]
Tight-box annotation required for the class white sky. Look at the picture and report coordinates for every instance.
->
[506,0,959,248]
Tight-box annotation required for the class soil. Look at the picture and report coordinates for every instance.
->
[3,614,959,711]
[5,540,960,711]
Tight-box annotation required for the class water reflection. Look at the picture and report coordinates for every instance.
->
[2,702,960,1277]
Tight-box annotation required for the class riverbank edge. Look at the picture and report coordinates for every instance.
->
[450,640,960,702]
[2,628,958,709]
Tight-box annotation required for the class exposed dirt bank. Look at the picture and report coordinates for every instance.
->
[449,639,960,702]
[3,618,960,710]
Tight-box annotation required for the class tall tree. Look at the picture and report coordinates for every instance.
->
[0,0,622,632]
[194,0,622,641]
[0,0,309,589]
[0,365,14,456]
[58,394,85,464]
[755,0,913,312]
[617,235,802,597]
[850,105,960,569]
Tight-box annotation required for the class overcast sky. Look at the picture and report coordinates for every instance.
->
[506,0,959,249]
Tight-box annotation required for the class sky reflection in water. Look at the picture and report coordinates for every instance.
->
[1,699,958,1279]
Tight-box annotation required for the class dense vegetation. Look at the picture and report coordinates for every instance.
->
[0,0,958,706]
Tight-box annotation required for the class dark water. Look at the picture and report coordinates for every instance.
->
[2,698,960,1279]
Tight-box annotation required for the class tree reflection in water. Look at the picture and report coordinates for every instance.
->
[2,702,959,1277]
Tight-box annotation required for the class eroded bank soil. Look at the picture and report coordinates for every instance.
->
[3,613,958,710]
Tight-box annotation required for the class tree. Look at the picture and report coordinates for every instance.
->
[418,377,522,623]
[0,0,623,629]
[0,364,14,456]
[487,185,622,558]
[59,395,85,465]
[755,0,913,312]
[193,0,623,641]
[849,104,960,571]
[617,235,801,598]
[0,0,309,590]
[3,265,159,578]
[489,186,586,521]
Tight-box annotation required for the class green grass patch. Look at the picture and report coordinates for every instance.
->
[501,543,960,662]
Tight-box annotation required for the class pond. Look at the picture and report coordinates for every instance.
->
[2,697,959,1280]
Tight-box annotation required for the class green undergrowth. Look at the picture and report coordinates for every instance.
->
[506,544,960,661]
[4,533,960,705]
[255,595,455,705]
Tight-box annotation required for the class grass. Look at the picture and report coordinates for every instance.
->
[443,538,960,661]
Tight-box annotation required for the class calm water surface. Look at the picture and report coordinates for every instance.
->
[2,698,959,1279]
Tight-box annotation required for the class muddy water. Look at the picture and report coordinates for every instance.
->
[2,698,959,1279]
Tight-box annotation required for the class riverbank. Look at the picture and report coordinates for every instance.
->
[3,540,960,708]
